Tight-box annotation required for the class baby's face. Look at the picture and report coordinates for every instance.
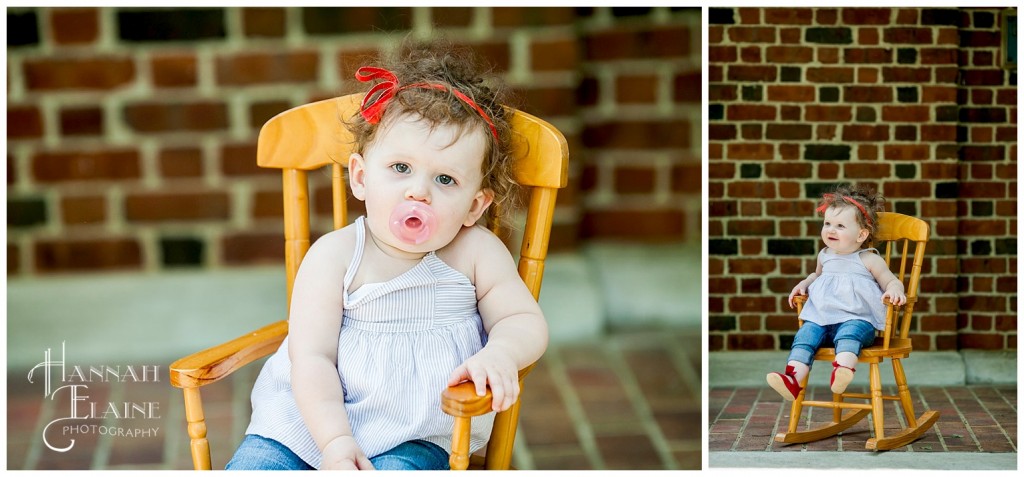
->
[350,112,492,254]
[820,206,869,254]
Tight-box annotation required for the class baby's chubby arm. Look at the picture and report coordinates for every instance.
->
[861,252,906,306]
[788,252,824,308]
[447,227,548,413]
[287,229,374,470]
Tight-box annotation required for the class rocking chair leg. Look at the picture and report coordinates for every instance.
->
[891,358,917,428]
[449,416,472,471]
[183,387,212,470]
[785,375,810,433]
[869,362,884,443]
[832,391,844,423]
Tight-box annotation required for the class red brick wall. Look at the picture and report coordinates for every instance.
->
[709,7,1017,351]
[7,6,701,275]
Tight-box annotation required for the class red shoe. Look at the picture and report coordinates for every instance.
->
[766,365,803,401]
[830,361,856,394]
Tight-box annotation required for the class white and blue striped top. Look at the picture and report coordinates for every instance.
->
[245,216,494,468]
[800,247,887,331]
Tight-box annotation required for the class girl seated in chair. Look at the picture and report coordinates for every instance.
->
[767,185,906,401]
[227,42,548,470]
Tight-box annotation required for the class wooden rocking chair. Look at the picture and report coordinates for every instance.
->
[775,212,940,451]
[169,93,569,470]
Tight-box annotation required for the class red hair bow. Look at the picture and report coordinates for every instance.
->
[817,193,872,226]
[355,66,499,141]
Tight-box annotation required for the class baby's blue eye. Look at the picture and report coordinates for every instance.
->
[392,163,410,173]
[436,175,456,186]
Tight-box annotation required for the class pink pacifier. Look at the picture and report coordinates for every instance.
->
[389,201,437,245]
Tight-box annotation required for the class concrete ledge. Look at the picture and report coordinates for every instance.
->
[962,349,1018,384]
[7,246,700,370]
[6,267,289,370]
[584,243,701,330]
[709,350,1016,387]
[710,451,1016,470]
[536,253,604,342]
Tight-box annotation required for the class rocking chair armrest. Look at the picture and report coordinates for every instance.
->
[441,382,494,418]
[883,296,917,308]
[440,366,534,418]
[170,320,288,389]
[794,295,914,308]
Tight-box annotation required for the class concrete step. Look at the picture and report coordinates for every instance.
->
[709,350,1018,387]
[7,244,700,369]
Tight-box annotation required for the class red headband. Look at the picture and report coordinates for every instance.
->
[355,66,499,141]
[817,193,872,226]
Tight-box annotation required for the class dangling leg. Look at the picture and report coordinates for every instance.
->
[767,322,823,401]
[830,352,858,394]
[766,361,808,401]
[831,320,877,394]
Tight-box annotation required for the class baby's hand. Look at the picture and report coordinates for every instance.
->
[448,346,520,413]
[788,284,808,309]
[321,435,374,470]
[882,289,907,307]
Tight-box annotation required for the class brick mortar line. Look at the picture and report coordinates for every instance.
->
[508,30,532,85]
[941,386,984,451]
[914,387,950,451]
[662,334,701,399]
[96,8,118,52]
[723,388,752,452]
[708,387,735,428]
[163,385,184,469]
[544,347,606,469]
[997,386,1016,413]
[233,365,257,453]
[465,7,488,39]
[887,385,913,452]
[282,7,304,47]
[968,386,1017,452]
[668,440,702,452]
[201,136,225,188]
[224,5,245,47]
[90,379,123,469]
[766,388,787,451]
[7,42,27,99]
[39,94,62,150]
[510,421,535,470]
[23,383,58,470]
[227,93,251,141]
[232,181,254,230]
[603,340,677,468]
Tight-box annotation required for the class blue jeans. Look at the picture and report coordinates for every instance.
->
[788,319,877,366]
[226,434,450,470]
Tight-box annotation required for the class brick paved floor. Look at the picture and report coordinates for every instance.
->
[709,384,1017,453]
[7,330,699,470]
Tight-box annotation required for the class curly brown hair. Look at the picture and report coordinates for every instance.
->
[344,40,518,230]
[817,184,886,246]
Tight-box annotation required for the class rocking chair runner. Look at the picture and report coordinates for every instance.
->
[775,212,939,451]
[169,93,569,470]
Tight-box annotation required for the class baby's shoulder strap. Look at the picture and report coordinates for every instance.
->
[343,216,367,293]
